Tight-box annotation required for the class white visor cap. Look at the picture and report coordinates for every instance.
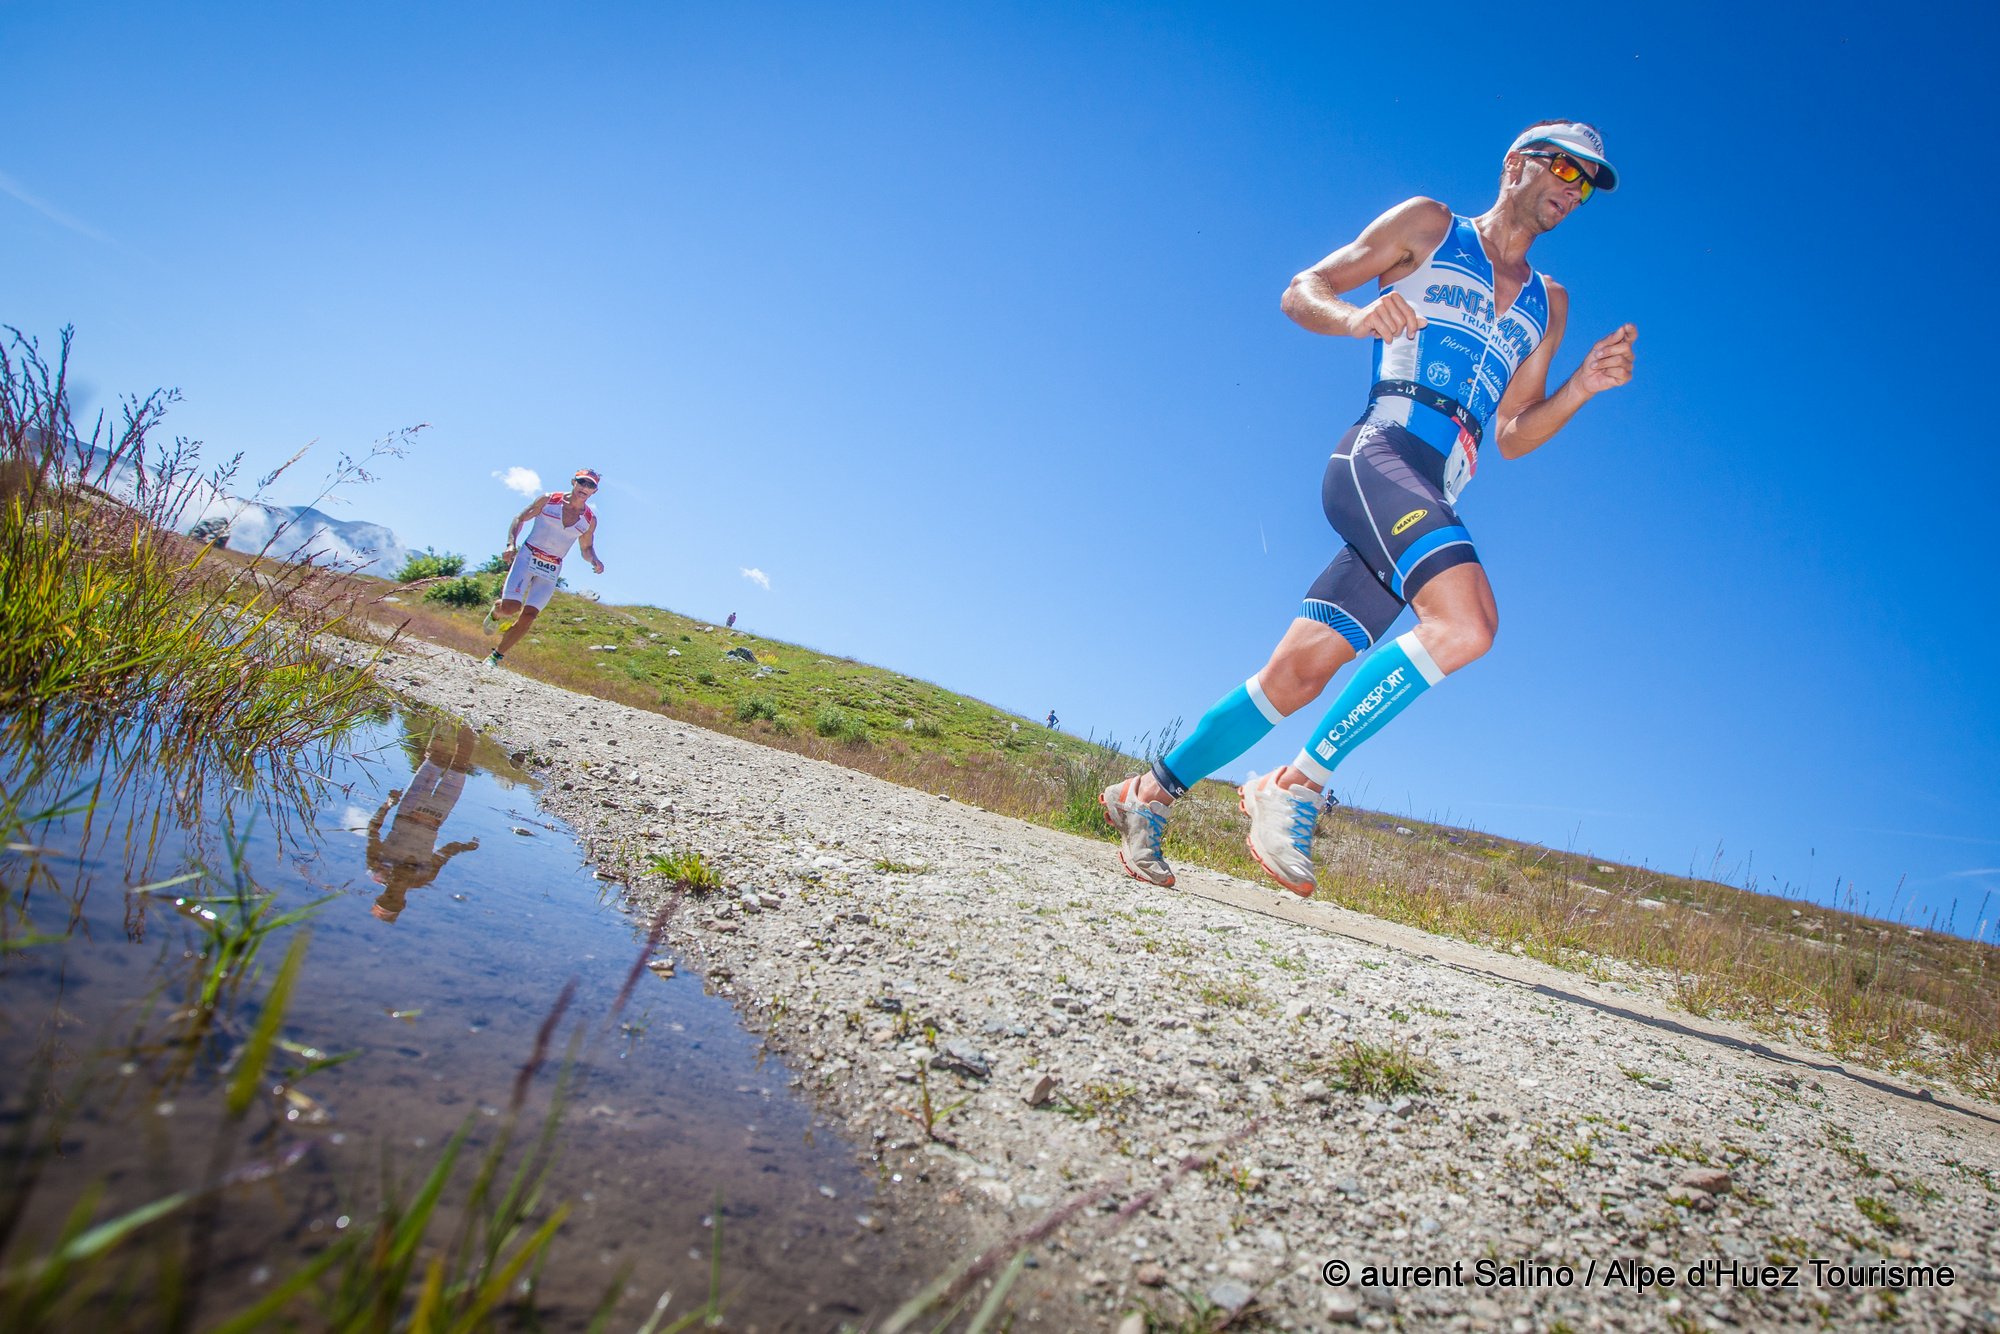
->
[1508,122,1618,193]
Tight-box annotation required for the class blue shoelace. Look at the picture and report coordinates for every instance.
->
[1286,790,1317,859]
[1140,804,1167,854]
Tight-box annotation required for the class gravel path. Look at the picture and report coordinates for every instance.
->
[366,639,2000,1332]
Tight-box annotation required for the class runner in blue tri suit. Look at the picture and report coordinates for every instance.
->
[1101,121,1637,895]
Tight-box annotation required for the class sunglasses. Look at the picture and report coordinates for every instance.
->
[571,479,599,492]
[1520,150,1596,202]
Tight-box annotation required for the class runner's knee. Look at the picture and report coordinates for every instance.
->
[1416,610,1497,673]
[1260,627,1351,713]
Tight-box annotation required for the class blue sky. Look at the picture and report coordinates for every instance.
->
[6,1,1996,933]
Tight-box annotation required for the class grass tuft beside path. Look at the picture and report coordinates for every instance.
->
[1,328,386,793]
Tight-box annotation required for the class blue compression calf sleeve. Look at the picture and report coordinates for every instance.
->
[1151,676,1287,798]
[1292,632,1445,785]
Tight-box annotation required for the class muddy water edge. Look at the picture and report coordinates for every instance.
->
[0,704,949,1330]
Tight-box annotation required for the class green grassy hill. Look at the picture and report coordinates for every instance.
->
[404,580,1096,756]
[519,601,1057,759]
[377,576,1116,820]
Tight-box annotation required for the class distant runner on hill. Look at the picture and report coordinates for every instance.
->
[483,468,606,668]
[1101,121,1635,895]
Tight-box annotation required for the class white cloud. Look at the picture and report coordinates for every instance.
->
[740,567,771,590]
[492,466,543,497]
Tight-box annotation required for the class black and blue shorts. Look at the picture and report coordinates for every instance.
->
[1300,418,1481,652]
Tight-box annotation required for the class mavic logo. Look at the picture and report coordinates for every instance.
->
[1392,509,1428,535]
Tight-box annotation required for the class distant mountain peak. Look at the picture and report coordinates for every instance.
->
[83,443,414,574]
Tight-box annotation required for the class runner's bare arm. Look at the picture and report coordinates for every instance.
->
[502,500,540,556]
[1281,198,1453,340]
[1492,282,1637,459]
[579,518,603,575]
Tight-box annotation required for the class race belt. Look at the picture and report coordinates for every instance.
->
[524,543,563,573]
[1367,380,1482,447]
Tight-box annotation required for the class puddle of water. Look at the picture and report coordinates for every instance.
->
[0,708,940,1330]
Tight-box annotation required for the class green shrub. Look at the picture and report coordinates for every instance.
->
[694,671,718,687]
[814,704,869,745]
[396,546,466,582]
[736,695,778,723]
[912,718,944,739]
[424,576,486,607]
[476,552,509,574]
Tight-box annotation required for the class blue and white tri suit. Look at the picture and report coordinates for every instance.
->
[1302,214,1551,652]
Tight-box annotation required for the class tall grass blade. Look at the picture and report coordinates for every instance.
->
[0,1183,183,1296]
[40,1189,192,1270]
[409,1255,447,1331]
[205,1232,359,1334]
[964,1249,1029,1334]
[445,1204,570,1334]
[387,1125,470,1272]
[225,931,309,1116]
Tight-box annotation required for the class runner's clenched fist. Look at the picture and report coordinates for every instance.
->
[1348,291,1428,341]
[1576,323,1636,394]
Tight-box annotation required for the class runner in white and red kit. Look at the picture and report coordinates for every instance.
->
[482,469,606,668]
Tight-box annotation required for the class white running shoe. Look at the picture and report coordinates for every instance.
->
[1100,776,1175,888]
[481,605,500,636]
[1239,771,1320,897]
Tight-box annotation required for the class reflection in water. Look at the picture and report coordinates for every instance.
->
[0,706,940,1330]
[365,722,478,921]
